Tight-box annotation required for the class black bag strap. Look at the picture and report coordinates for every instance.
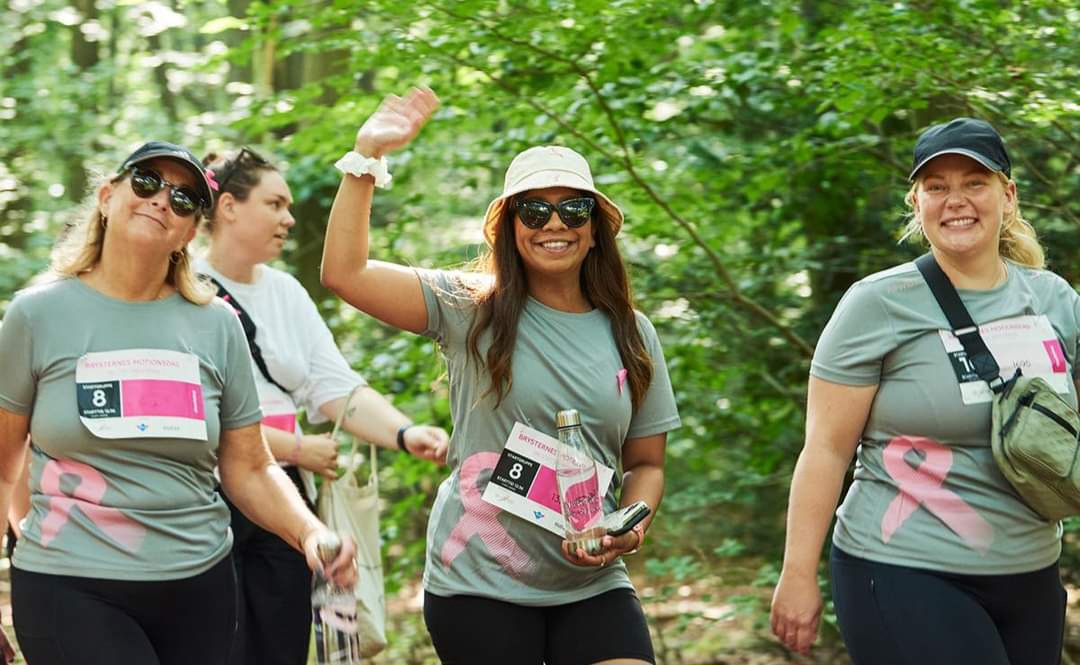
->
[913,253,1008,392]
[204,275,291,395]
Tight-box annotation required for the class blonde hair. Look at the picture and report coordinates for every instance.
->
[900,172,1045,269]
[49,174,214,305]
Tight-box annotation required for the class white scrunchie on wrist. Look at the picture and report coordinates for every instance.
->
[334,151,392,188]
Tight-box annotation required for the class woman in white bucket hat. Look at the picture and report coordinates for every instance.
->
[322,88,680,665]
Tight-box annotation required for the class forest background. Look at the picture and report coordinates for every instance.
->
[5,1,1080,663]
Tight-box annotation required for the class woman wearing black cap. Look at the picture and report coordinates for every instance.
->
[770,117,1078,665]
[0,142,357,665]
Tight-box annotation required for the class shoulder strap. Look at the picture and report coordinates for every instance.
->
[913,253,1006,392]
[204,275,291,395]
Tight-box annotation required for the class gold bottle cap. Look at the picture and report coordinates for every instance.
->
[555,409,581,429]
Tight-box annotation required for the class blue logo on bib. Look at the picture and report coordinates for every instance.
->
[533,511,544,520]
[137,423,148,432]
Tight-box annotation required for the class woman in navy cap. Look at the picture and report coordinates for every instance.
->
[771,118,1078,665]
[0,141,357,665]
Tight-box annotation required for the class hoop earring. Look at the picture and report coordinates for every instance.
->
[99,214,108,229]
[170,250,184,265]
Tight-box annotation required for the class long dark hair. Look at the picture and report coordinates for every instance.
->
[466,194,653,410]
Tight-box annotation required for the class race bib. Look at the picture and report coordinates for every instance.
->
[75,349,207,440]
[939,314,1071,405]
[481,422,614,537]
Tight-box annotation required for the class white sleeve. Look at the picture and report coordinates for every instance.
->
[290,288,368,425]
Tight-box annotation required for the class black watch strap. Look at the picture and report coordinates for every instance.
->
[396,424,413,454]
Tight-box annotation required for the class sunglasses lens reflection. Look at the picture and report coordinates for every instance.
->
[559,198,594,226]
[517,200,555,228]
[130,169,162,198]
[169,190,198,216]
[129,167,199,217]
[515,197,595,229]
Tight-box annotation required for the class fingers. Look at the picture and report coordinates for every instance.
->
[325,536,359,588]
[407,426,451,464]
[560,538,622,568]
[770,606,820,656]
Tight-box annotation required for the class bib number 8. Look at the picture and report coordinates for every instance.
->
[508,463,523,480]
[92,389,108,408]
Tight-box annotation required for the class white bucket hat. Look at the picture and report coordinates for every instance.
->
[482,145,624,247]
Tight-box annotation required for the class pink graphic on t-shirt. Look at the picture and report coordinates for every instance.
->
[616,368,628,395]
[441,451,533,578]
[880,436,993,554]
[37,458,146,553]
[263,413,297,432]
[1044,339,1067,374]
[121,379,204,419]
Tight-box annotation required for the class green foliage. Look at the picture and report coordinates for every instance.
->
[8,0,1080,661]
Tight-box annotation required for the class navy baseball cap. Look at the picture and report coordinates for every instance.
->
[909,117,1011,181]
[118,141,216,209]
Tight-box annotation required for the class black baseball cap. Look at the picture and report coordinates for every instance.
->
[909,117,1011,181]
[118,141,216,209]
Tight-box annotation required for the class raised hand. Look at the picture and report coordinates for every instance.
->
[354,87,440,158]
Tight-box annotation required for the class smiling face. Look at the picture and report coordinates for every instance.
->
[512,186,596,283]
[98,157,199,257]
[221,170,295,264]
[913,153,1015,262]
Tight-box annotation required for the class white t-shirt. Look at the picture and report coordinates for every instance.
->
[196,258,368,432]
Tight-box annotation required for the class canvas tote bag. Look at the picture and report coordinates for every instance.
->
[317,385,387,656]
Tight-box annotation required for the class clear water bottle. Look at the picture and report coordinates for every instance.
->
[555,409,605,556]
[311,533,361,664]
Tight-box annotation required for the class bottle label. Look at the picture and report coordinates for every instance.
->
[482,422,615,537]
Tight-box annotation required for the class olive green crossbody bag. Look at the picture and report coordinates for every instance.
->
[916,253,1080,520]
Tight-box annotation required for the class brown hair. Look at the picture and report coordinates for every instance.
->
[49,172,212,304]
[466,195,654,410]
[201,148,279,234]
[901,172,1045,268]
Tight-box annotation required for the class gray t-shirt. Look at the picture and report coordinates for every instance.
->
[0,277,262,581]
[813,261,1080,574]
[418,270,681,606]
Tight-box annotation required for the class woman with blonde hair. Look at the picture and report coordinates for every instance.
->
[0,141,356,665]
[321,89,680,665]
[771,118,1077,665]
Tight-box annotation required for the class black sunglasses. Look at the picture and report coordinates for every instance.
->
[128,166,203,217]
[215,147,270,192]
[514,196,596,229]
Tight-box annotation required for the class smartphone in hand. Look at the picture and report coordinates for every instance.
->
[603,500,650,537]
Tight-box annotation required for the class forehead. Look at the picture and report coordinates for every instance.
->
[520,186,587,202]
[252,170,292,201]
[137,158,198,188]
[919,153,993,179]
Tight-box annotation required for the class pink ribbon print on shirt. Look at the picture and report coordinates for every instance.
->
[880,435,993,554]
[441,451,534,578]
[37,458,147,553]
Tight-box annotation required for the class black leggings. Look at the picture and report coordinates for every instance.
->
[11,555,237,665]
[831,546,1066,665]
[424,587,655,665]
[225,475,313,665]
